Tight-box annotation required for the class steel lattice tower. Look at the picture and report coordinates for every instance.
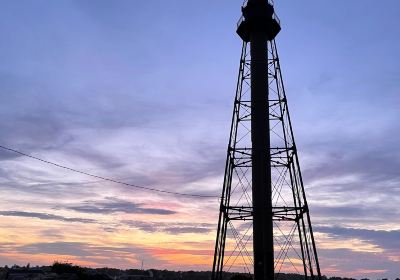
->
[211,1,321,280]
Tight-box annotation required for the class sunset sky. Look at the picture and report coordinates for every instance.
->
[0,0,399,279]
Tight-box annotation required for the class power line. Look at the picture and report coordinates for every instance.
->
[0,145,219,198]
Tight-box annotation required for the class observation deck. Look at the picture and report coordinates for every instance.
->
[236,0,281,42]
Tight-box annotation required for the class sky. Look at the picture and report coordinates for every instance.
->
[0,0,399,279]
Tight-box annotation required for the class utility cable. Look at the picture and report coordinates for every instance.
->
[0,145,219,198]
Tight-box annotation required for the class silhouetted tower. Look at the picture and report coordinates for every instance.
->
[211,1,321,280]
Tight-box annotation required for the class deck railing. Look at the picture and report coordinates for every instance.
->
[237,0,281,28]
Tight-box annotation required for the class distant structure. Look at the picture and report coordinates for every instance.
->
[211,1,321,280]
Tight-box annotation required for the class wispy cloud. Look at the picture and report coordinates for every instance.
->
[66,197,176,215]
[315,226,400,252]
[0,211,95,224]
[123,220,213,234]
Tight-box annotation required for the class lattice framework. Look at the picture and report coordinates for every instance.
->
[211,40,321,280]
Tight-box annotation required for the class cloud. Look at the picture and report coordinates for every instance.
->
[12,241,167,268]
[123,220,213,235]
[14,241,150,259]
[315,226,400,252]
[299,125,400,226]
[0,177,104,200]
[18,242,92,256]
[304,146,400,188]
[0,211,95,224]
[66,197,176,215]
[311,205,400,225]
[317,248,398,279]
[0,241,163,269]
[0,149,22,161]
[7,240,213,270]
[163,226,211,234]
